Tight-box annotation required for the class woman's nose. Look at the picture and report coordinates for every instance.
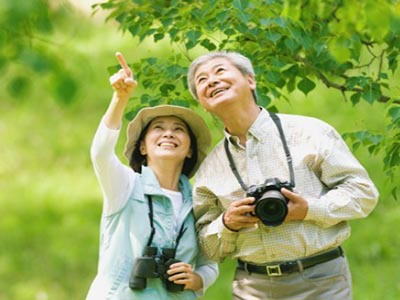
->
[162,130,175,137]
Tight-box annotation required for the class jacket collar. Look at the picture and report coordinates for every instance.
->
[141,166,192,203]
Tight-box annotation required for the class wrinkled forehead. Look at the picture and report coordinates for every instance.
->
[194,57,234,77]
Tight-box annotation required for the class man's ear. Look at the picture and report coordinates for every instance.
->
[247,74,256,91]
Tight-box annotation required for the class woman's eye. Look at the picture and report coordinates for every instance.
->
[216,67,225,73]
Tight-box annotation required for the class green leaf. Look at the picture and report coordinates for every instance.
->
[389,106,400,127]
[329,36,351,63]
[200,38,217,51]
[19,49,52,73]
[350,93,361,106]
[216,11,230,23]
[257,93,271,108]
[391,187,398,201]
[297,77,316,95]
[362,83,381,104]
[7,76,31,98]
[284,37,299,53]
[365,1,390,42]
[53,74,78,105]
[186,30,202,43]
[232,0,249,11]
[384,143,400,168]
[185,30,202,49]
[159,83,176,96]
[265,31,282,43]
[125,105,144,121]
[387,50,398,73]
[154,33,164,42]
[260,17,287,28]
[266,71,281,84]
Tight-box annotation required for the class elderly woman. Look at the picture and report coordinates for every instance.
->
[86,52,218,300]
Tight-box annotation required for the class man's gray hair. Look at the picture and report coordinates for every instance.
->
[187,51,256,100]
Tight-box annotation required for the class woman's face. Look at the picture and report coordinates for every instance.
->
[140,116,192,167]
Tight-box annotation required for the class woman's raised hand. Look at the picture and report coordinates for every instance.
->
[103,52,138,129]
[109,52,137,102]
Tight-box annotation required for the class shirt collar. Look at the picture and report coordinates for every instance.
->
[223,107,272,147]
[248,107,272,141]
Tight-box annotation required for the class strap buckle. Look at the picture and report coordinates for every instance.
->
[266,265,282,276]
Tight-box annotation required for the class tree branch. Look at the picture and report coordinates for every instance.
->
[317,71,400,104]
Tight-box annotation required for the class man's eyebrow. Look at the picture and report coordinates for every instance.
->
[195,63,224,80]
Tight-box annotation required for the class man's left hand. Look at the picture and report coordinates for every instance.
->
[281,188,308,221]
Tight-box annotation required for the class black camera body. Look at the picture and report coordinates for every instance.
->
[246,177,293,227]
[129,246,185,292]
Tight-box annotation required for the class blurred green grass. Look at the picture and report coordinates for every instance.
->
[0,4,399,300]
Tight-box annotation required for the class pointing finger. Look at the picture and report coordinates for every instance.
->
[115,52,132,77]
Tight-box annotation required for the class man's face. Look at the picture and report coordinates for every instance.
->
[193,57,256,113]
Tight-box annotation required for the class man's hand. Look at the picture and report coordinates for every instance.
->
[281,188,309,222]
[223,197,259,231]
[109,52,137,101]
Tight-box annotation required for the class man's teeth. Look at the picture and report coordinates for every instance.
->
[212,88,226,97]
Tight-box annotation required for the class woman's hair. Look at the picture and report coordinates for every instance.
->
[129,119,198,177]
[187,51,256,100]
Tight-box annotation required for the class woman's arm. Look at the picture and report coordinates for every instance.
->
[90,52,138,215]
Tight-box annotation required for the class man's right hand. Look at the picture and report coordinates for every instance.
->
[223,197,259,231]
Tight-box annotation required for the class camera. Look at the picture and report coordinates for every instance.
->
[246,178,293,226]
[129,246,185,292]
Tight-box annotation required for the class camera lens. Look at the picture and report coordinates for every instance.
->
[255,190,288,226]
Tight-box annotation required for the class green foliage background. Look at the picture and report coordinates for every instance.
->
[0,1,399,300]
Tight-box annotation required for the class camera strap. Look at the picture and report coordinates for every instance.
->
[224,111,295,191]
[145,195,187,250]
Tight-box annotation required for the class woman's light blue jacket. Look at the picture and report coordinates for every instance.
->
[86,166,218,300]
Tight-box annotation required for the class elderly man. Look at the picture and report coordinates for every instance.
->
[188,51,379,300]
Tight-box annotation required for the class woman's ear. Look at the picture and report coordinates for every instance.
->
[139,141,147,155]
[186,148,193,159]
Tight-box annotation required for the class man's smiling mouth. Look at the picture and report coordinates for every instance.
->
[210,88,228,97]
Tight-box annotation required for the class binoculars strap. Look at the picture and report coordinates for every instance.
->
[145,196,187,250]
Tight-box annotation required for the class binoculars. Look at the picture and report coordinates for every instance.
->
[129,246,184,292]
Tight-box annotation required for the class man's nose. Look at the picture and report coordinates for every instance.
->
[207,75,219,87]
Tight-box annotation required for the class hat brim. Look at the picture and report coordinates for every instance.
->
[124,105,211,178]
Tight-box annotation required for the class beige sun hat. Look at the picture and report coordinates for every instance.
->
[124,105,212,178]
